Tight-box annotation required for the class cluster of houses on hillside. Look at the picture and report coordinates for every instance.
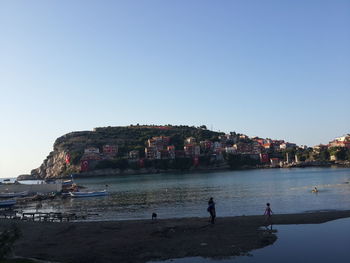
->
[67,145,118,172]
[142,135,299,161]
[315,134,350,150]
[70,133,350,172]
[72,134,301,171]
[313,134,350,161]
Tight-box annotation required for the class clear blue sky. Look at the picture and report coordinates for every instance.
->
[0,0,349,178]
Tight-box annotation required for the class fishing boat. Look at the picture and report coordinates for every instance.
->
[69,190,107,198]
[62,179,74,186]
[0,199,16,208]
[0,191,29,198]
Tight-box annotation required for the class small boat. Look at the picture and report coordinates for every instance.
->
[69,190,107,198]
[0,199,16,208]
[0,191,29,198]
[62,179,74,186]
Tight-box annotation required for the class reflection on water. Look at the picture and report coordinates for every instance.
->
[149,217,350,263]
[15,167,350,220]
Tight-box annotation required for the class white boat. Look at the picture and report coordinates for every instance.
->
[69,190,107,198]
[0,191,29,198]
[62,179,74,186]
[0,199,16,207]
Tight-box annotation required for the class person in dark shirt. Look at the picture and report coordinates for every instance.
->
[207,197,216,224]
[264,202,273,229]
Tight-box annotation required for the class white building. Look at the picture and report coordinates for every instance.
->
[225,147,236,154]
[84,147,100,154]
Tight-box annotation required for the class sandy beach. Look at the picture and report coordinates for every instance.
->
[0,210,349,263]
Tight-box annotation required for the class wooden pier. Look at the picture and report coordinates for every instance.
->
[0,210,87,222]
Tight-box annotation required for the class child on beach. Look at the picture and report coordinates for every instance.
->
[207,197,216,224]
[264,203,273,228]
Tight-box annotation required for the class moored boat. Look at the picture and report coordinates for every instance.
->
[69,190,107,198]
[0,191,29,198]
[62,179,74,186]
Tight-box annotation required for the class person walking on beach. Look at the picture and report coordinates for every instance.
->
[207,197,216,224]
[264,203,273,229]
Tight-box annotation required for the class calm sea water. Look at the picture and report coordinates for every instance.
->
[14,167,350,220]
[149,217,350,263]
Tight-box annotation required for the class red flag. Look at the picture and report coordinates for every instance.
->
[81,160,89,172]
[65,153,71,164]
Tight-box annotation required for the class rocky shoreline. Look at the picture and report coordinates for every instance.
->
[2,210,350,263]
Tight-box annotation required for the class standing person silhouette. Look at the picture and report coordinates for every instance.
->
[264,202,273,229]
[207,197,216,224]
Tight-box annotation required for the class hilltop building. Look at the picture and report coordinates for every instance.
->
[329,134,350,149]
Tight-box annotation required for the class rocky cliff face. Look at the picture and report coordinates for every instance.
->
[29,130,93,179]
[30,129,105,179]
[30,150,79,179]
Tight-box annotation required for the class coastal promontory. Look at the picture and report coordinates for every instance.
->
[27,125,225,179]
[24,125,350,180]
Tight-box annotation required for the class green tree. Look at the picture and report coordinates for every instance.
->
[95,158,129,170]
[328,147,347,161]
[70,151,83,165]
[346,149,350,161]
[155,159,170,170]
[319,150,330,161]
[226,154,259,169]
[173,158,192,170]
[335,148,347,160]
[129,160,140,170]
